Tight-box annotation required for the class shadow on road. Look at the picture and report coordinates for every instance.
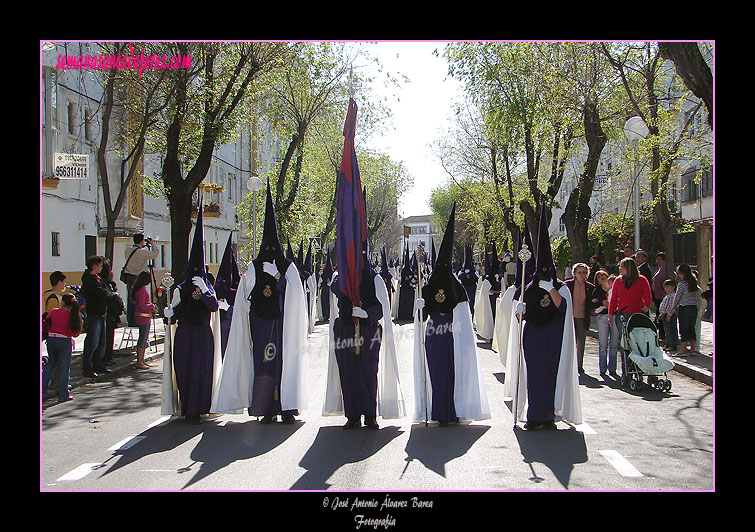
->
[291,424,404,490]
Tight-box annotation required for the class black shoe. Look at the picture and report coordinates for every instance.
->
[364,416,379,430]
[543,420,558,430]
[259,415,276,424]
[524,421,544,430]
[343,418,361,430]
[281,414,296,425]
[95,368,111,374]
[83,371,98,378]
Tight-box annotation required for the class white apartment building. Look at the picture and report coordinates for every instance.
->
[41,42,283,299]
[400,214,438,260]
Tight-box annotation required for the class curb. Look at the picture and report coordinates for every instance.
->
[586,328,712,387]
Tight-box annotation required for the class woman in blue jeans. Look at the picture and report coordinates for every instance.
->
[592,270,619,378]
[43,294,83,402]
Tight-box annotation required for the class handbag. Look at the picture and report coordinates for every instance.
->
[120,246,140,284]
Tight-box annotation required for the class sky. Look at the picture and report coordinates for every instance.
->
[360,42,464,218]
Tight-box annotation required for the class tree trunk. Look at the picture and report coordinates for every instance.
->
[564,101,606,264]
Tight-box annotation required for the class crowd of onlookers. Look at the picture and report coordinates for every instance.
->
[496,244,712,379]
[41,234,159,403]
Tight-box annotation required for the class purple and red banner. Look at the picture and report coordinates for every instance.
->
[336,98,368,307]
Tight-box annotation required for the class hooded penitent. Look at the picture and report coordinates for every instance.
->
[380,245,393,295]
[413,201,490,423]
[513,216,536,300]
[164,199,221,419]
[319,247,334,321]
[211,182,309,419]
[214,232,240,357]
[396,245,417,321]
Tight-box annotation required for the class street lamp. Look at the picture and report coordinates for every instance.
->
[624,116,649,252]
[247,175,264,258]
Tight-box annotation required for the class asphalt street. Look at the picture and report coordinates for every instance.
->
[40,315,714,493]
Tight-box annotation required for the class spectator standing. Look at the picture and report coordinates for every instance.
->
[43,271,68,314]
[564,261,573,280]
[122,234,159,326]
[672,264,699,356]
[635,250,653,286]
[608,258,652,379]
[80,256,116,378]
[658,279,679,352]
[592,270,618,378]
[42,293,82,402]
[702,277,713,320]
[565,263,595,375]
[100,259,125,366]
[652,252,668,313]
[130,271,155,369]
[587,255,602,285]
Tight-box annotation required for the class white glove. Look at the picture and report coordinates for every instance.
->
[352,306,368,319]
[516,301,526,316]
[539,279,554,292]
[262,261,279,278]
[163,306,174,318]
[218,300,230,311]
[192,276,209,293]
[416,297,425,310]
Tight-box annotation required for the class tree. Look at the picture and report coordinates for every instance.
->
[602,42,710,273]
[658,42,713,130]
[94,42,180,264]
[153,42,290,282]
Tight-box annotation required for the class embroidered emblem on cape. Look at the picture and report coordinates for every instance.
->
[263,285,272,297]
[435,289,446,303]
[540,294,551,307]
[191,288,202,300]
[263,342,277,362]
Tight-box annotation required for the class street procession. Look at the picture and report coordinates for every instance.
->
[40,41,714,501]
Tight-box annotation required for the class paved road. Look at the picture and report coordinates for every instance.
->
[41,318,713,493]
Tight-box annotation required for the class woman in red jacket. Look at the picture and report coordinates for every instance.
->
[608,257,652,381]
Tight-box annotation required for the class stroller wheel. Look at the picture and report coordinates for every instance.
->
[664,380,672,392]
[629,379,638,391]
[654,378,664,390]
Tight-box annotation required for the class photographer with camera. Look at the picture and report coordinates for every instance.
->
[122,234,159,327]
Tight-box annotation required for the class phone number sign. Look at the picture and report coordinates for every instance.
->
[54,153,89,179]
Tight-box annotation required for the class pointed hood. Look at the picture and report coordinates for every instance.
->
[321,246,334,282]
[423,202,467,313]
[304,240,313,275]
[250,183,292,319]
[380,245,392,282]
[513,216,536,299]
[534,206,560,287]
[430,238,437,269]
[286,240,296,263]
[258,183,284,263]
[522,205,563,326]
[183,198,212,288]
[214,232,240,304]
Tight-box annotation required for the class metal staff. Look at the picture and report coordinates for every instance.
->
[160,274,178,416]
[417,258,428,426]
[513,244,531,429]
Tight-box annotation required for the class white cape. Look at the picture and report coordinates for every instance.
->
[160,288,223,416]
[323,273,406,419]
[413,300,491,423]
[503,284,582,425]
[306,273,317,334]
[491,285,515,363]
[473,278,495,341]
[210,262,309,414]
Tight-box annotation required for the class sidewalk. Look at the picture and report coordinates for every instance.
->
[42,318,168,402]
[587,316,713,386]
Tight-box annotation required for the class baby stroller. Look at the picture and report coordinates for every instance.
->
[619,312,675,393]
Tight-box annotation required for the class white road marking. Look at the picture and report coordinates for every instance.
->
[146,415,172,429]
[599,450,644,477]
[573,422,597,434]
[108,435,146,452]
[56,463,101,482]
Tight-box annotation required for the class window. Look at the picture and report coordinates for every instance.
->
[67,101,76,135]
[228,173,234,202]
[681,169,700,204]
[701,167,713,198]
[85,235,97,263]
[161,245,166,268]
[52,232,60,257]
[50,71,57,128]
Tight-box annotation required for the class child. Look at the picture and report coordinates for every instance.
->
[42,294,83,402]
[658,279,678,352]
